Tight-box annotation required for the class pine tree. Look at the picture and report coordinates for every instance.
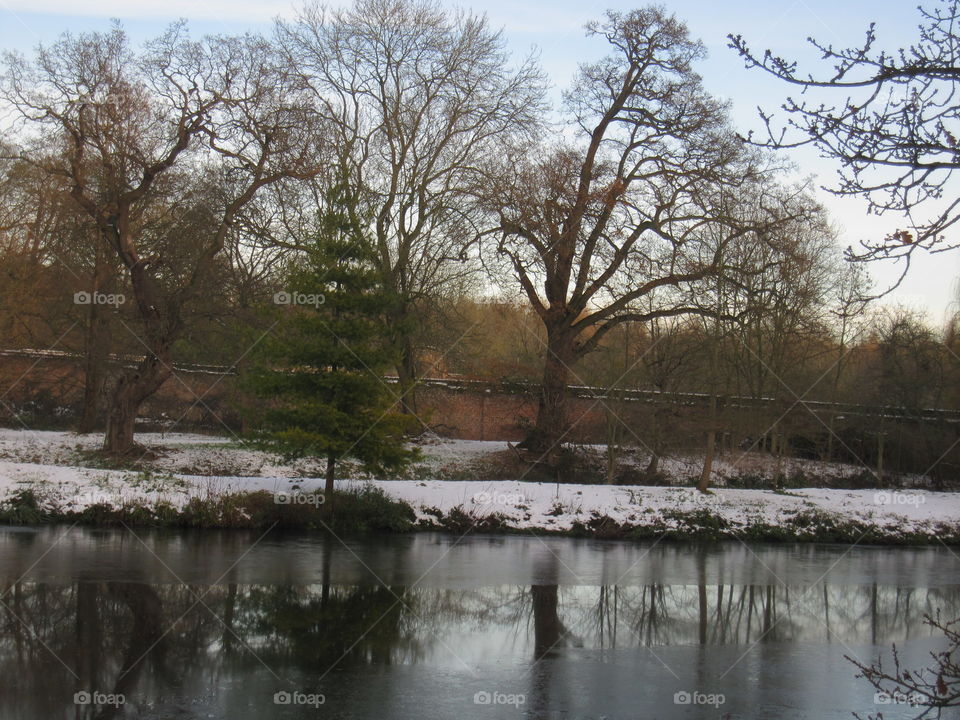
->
[245,183,418,510]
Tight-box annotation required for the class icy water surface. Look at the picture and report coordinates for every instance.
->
[0,527,957,719]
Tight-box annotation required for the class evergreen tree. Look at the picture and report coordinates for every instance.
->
[246,183,417,509]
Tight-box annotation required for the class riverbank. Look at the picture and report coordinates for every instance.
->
[0,429,957,544]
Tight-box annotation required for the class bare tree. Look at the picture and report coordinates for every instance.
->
[730,0,960,268]
[488,7,802,456]
[0,152,120,430]
[635,314,698,478]
[824,262,873,460]
[727,194,838,451]
[871,307,948,414]
[699,192,838,488]
[276,0,544,416]
[1,23,326,453]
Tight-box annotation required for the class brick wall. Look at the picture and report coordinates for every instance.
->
[0,352,957,479]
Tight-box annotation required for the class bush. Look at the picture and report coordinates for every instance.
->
[723,473,769,489]
[0,489,47,524]
[0,485,417,533]
[614,467,673,486]
[330,485,417,533]
[172,486,416,532]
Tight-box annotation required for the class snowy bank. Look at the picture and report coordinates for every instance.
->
[0,430,956,543]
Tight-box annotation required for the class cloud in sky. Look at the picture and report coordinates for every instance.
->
[0,0,593,34]
[0,0,295,22]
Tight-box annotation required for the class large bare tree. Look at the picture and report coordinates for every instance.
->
[488,8,804,455]
[276,0,544,414]
[1,23,326,453]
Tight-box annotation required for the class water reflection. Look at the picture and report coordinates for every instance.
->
[0,579,956,718]
[0,530,958,718]
[2,527,957,588]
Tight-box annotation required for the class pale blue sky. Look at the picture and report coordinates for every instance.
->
[1,0,956,323]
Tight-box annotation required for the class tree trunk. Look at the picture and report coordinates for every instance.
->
[697,395,718,493]
[605,447,617,483]
[324,454,336,513]
[774,432,785,489]
[103,352,172,455]
[528,328,574,456]
[876,429,885,487]
[396,339,420,419]
[388,297,422,424]
[604,394,623,484]
[645,406,663,476]
[78,327,109,433]
[645,452,660,476]
[78,246,115,433]
[824,412,835,461]
[101,251,183,455]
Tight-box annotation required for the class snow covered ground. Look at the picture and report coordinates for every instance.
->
[0,428,956,538]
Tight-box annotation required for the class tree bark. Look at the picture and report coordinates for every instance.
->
[876,429,885,487]
[527,327,574,456]
[604,394,624,484]
[645,452,660,476]
[101,245,183,454]
[646,407,664,476]
[396,336,419,418]
[78,319,109,433]
[78,245,115,433]
[324,454,336,514]
[697,395,718,492]
[103,351,172,454]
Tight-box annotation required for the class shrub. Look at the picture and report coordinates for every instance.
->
[0,489,47,524]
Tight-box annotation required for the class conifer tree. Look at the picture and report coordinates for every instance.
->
[246,182,417,510]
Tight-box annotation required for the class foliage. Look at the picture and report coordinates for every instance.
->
[244,181,418,474]
[0,489,48,524]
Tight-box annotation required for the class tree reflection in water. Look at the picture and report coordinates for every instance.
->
[0,573,956,718]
